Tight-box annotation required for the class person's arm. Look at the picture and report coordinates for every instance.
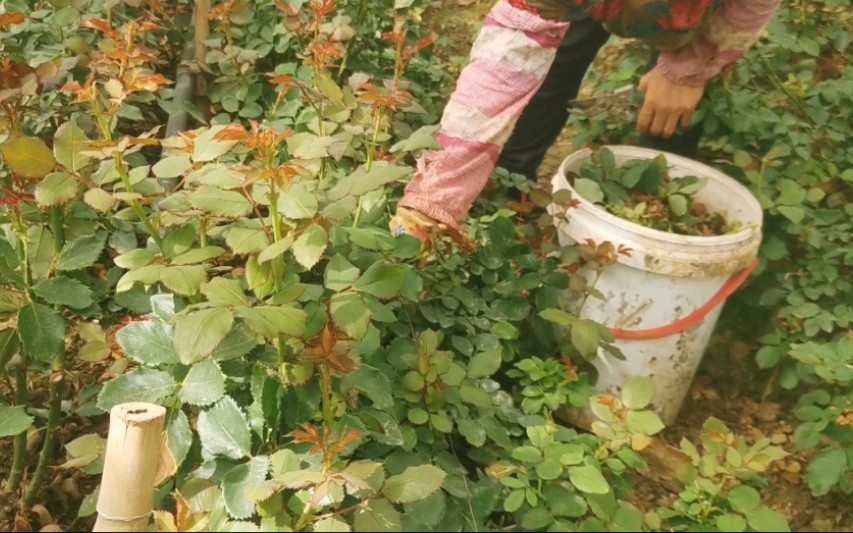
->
[636,0,781,138]
[393,0,571,232]
[656,0,782,88]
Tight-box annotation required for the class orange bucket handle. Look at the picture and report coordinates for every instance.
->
[607,257,760,341]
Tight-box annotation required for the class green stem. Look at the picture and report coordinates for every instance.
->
[268,185,284,248]
[754,56,813,122]
[267,182,284,293]
[277,334,287,367]
[315,70,327,184]
[11,209,33,297]
[294,502,315,532]
[267,182,288,366]
[321,364,334,437]
[91,97,112,142]
[351,203,364,229]
[335,0,365,82]
[50,207,65,253]
[132,201,163,252]
[365,106,385,173]
[5,365,28,494]
[199,217,209,248]
[352,106,385,229]
[115,155,165,254]
[25,352,65,505]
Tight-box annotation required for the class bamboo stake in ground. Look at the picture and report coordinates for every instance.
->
[93,402,166,533]
[193,0,210,70]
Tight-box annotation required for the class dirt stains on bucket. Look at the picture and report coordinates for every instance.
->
[641,255,751,279]
[616,298,651,329]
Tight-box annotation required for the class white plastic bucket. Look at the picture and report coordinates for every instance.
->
[550,145,763,428]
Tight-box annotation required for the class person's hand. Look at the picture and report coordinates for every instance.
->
[390,206,441,244]
[390,206,476,254]
[637,68,705,139]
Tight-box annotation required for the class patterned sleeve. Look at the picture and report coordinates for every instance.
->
[398,0,570,228]
[656,0,782,87]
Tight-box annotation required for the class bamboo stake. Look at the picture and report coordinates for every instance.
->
[193,0,210,70]
[93,403,166,533]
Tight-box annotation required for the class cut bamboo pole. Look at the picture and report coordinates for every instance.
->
[93,402,166,533]
[193,0,210,70]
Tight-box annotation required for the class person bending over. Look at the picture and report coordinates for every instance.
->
[389,0,781,243]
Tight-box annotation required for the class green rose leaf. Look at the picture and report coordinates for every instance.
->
[97,368,177,411]
[745,507,790,532]
[278,181,319,220]
[57,232,107,271]
[292,224,328,270]
[201,278,249,307]
[158,265,208,296]
[353,262,404,300]
[625,410,666,435]
[198,396,252,460]
[180,360,226,407]
[167,410,193,469]
[727,486,761,513]
[353,498,403,532]
[223,456,270,519]
[173,308,235,365]
[237,306,306,339]
[18,303,65,363]
[117,319,179,367]
[568,465,610,494]
[383,465,446,504]
[32,276,94,310]
[804,448,847,496]
[331,293,372,341]
[571,319,601,358]
[325,255,360,292]
[716,514,748,533]
[621,377,655,410]
[468,349,502,379]
[188,185,253,218]
[35,171,78,206]
[53,121,91,172]
[0,404,34,438]
[574,178,605,203]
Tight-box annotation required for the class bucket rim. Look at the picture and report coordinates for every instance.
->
[552,145,763,248]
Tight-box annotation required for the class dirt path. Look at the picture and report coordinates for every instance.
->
[424,1,853,531]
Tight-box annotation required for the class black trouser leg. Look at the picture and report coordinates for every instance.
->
[496,9,611,182]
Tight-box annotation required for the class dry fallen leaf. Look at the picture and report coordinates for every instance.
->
[755,402,781,423]
[15,513,32,532]
[155,436,177,486]
[784,460,802,474]
[631,433,652,452]
[30,505,54,526]
[771,433,788,445]
[61,477,82,500]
